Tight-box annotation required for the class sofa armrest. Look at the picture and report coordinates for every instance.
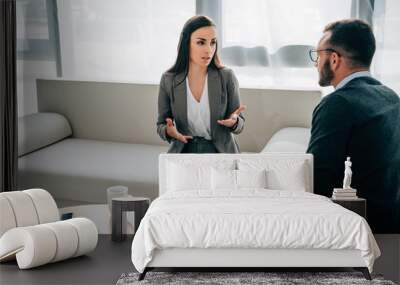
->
[262,127,311,153]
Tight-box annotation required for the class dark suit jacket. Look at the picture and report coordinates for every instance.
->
[307,76,400,233]
[157,67,244,153]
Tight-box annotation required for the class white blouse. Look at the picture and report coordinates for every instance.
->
[186,76,211,140]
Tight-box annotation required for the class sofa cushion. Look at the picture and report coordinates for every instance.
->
[18,139,169,202]
[18,112,72,157]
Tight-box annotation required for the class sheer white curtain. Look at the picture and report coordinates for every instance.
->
[373,0,400,94]
[221,0,352,89]
[222,0,351,52]
[53,0,399,91]
[17,0,58,116]
[57,0,195,83]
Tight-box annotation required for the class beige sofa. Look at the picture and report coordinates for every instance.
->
[17,79,321,203]
[18,112,168,203]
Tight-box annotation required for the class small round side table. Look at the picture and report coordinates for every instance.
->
[111,195,150,242]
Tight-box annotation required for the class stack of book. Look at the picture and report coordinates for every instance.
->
[332,188,358,200]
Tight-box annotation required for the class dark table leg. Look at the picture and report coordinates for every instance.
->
[112,201,123,241]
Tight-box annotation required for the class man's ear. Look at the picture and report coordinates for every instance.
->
[330,53,340,71]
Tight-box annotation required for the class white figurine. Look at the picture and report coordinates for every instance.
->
[343,157,353,189]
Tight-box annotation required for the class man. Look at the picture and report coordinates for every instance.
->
[307,19,400,233]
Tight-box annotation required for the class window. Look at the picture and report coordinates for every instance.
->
[17,0,59,116]
[18,0,400,93]
[57,0,195,83]
[373,0,400,94]
[222,0,351,52]
[219,0,352,89]
[17,0,60,66]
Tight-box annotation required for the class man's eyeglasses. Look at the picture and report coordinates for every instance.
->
[309,48,341,63]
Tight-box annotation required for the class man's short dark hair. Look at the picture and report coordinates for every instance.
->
[324,19,376,68]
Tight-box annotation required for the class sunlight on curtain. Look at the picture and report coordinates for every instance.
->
[373,0,400,94]
[221,0,351,89]
[57,0,195,83]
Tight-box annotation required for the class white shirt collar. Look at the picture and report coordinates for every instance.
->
[335,71,371,90]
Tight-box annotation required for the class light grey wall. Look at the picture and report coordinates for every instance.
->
[37,79,321,152]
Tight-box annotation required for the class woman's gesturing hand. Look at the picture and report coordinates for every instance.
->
[217,105,246,128]
[166,118,193,143]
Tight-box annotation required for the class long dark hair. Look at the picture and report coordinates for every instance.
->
[167,15,223,85]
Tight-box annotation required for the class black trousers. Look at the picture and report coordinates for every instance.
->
[181,137,219,153]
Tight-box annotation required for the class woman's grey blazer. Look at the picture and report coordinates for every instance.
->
[157,67,245,153]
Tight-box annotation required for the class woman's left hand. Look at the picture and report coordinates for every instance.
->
[217,105,246,128]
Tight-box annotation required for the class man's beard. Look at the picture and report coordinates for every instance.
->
[318,60,334,87]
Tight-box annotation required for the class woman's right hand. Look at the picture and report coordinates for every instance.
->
[166,118,193,143]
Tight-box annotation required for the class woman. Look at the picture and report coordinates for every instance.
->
[157,15,245,153]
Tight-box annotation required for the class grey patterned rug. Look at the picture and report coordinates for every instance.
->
[116,271,396,285]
